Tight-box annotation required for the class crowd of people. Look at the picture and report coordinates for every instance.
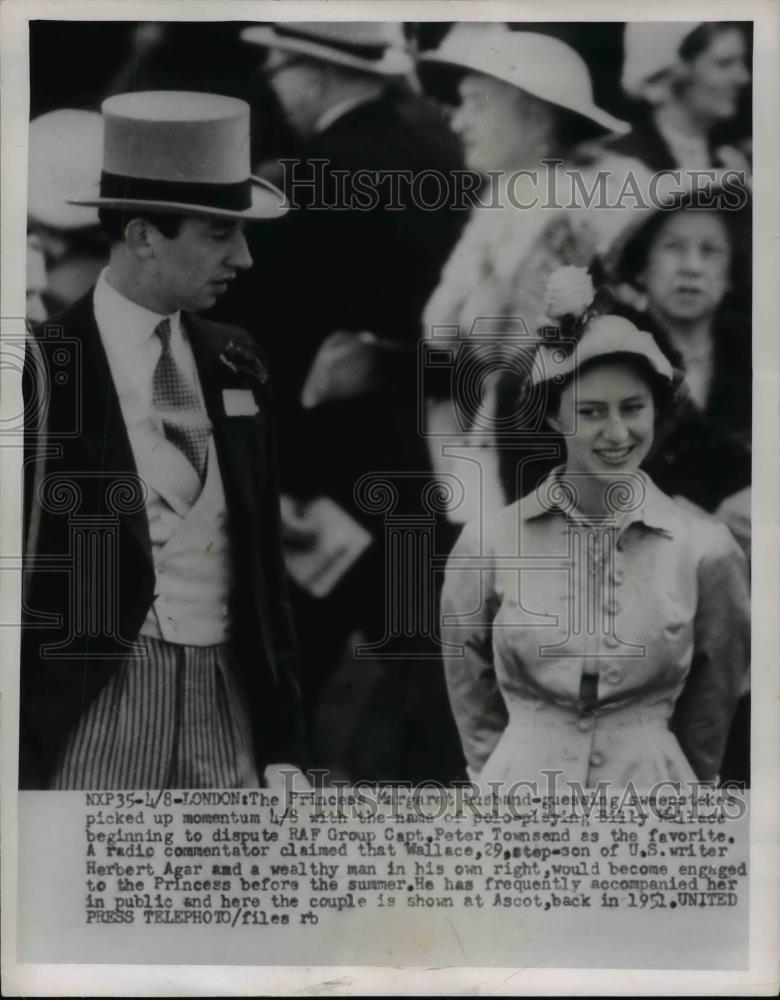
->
[24,20,753,789]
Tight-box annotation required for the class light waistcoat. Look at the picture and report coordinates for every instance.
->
[136,430,233,645]
[92,277,233,646]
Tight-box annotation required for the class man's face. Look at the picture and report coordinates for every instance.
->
[681,28,750,125]
[641,210,731,326]
[148,216,252,314]
[451,73,548,174]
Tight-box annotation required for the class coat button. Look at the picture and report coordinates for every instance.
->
[590,751,605,767]
[603,633,620,648]
[604,666,623,685]
[577,716,595,732]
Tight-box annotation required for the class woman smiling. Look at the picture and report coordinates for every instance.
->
[440,268,749,790]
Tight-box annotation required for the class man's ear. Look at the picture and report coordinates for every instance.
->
[124,218,156,260]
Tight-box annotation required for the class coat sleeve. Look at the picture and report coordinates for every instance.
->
[258,371,307,769]
[440,519,507,776]
[671,522,750,783]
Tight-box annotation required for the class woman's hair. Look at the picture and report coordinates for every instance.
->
[97,208,185,244]
[678,21,745,64]
[543,352,683,426]
[539,351,688,464]
[616,201,748,292]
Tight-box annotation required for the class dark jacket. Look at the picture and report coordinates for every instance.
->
[214,89,465,637]
[218,88,464,493]
[641,308,752,512]
[20,291,304,788]
[600,115,747,174]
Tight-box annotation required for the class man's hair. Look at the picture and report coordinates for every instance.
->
[97,208,185,244]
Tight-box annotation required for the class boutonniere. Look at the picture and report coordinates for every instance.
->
[219,340,269,389]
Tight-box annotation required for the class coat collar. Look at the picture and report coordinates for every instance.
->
[519,466,676,538]
[57,294,267,568]
[184,312,267,532]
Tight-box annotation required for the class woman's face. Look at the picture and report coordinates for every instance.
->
[679,28,750,125]
[640,210,731,326]
[451,72,551,173]
[550,360,656,478]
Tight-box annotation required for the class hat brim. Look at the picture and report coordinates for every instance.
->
[241,25,413,77]
[418,55,629,138]
[531,326,676,387]
[67,175,287,221]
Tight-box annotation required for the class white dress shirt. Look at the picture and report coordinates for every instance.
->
[92,268,205,447]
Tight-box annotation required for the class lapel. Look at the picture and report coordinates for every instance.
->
[185,314,282,679]
[184,314,265,532]
[59,292,153,566]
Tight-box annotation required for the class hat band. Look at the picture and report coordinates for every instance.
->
[272,24,389,61]
[99,172,252,211]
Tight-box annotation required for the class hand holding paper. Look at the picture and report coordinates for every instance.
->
[300,330,383,408]
[281,496,372,598]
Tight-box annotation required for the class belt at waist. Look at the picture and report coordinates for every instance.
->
[504,696,672,732]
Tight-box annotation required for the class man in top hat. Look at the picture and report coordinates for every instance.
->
[215,22,465,777]
[21,91,305,790]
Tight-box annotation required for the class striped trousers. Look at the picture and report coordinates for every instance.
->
[51,636,260,790]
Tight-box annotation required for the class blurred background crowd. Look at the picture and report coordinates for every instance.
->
[27,20,753,785]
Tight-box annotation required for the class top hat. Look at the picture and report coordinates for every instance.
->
[419,23,628,137]
[241,21,414,76]
[68,91,287,221]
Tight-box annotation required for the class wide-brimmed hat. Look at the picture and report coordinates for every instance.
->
[621,22,702,100]
[241,22,413,77]
[418,23,628,137]
[29,110,104,230]
[68,91,287,221]
[532,315,676,387]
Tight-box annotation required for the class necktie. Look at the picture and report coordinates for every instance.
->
[152,318,212,480]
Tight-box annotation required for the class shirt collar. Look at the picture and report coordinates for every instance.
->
[519,466,676,538]
[94,268,181,348]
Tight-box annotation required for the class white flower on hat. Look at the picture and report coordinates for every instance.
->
[544,266,595,320]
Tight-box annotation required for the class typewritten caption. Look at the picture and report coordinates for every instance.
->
[82,786,748,928]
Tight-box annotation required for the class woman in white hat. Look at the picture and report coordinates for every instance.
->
[418,24,628,522]
[600,22,751,177]
[440,267,749,790]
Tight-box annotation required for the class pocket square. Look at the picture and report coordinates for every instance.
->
[223,389,259,416]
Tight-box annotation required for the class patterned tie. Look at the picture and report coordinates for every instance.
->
[152,318,212,481]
